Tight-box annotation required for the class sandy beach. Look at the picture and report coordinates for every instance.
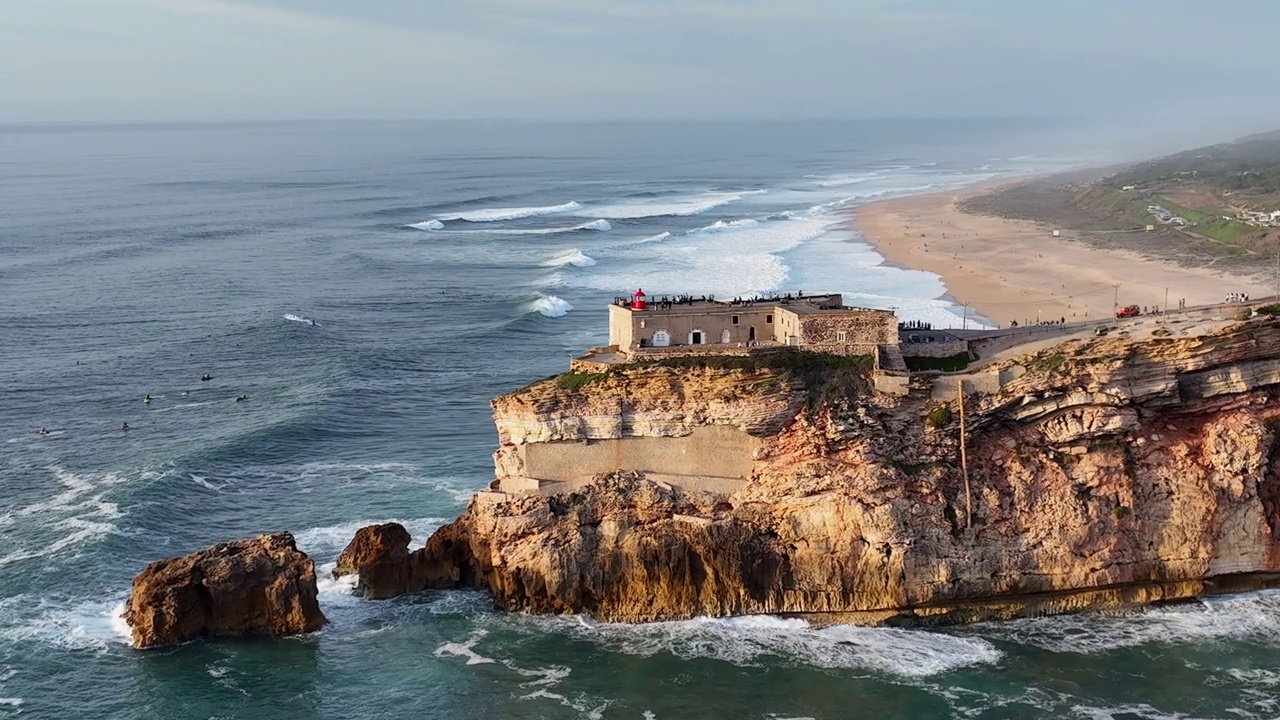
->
[851,180,1274,328]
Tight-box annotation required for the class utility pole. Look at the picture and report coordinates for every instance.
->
[957,380,971,530]
[1164,287,1169,316]
[962,303,969,330]
[1113,283,1119,313]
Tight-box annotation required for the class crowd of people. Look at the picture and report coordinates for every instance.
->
[614,291,823,310]
[1008,317,1068,328]
[1225,292,1251,303]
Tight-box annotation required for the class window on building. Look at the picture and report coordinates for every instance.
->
[732,315,739,325]
[837,331,847,342]
[766,314,773,324]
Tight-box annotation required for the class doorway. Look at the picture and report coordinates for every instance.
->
[690,331,703,345]
[748,326,756,342]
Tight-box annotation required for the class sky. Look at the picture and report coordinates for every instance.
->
[4,0,1280,132]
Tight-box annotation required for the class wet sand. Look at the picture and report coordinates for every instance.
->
[849,180,1272,328]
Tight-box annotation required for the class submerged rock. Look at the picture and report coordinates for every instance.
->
[123,532,326,648]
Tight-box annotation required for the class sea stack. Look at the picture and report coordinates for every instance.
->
[123,532,327,648]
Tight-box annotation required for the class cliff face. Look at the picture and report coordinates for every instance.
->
[413,320,1280,623]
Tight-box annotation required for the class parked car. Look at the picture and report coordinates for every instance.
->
[1115,305,1141,318]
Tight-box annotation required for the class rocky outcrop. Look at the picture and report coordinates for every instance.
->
[124,532,326,648]
[366,318,1280,624]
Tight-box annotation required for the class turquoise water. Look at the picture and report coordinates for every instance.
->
[2,120,1276,719]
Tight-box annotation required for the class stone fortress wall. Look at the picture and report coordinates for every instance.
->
[609,293,898,359]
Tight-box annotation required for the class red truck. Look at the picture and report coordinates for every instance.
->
[1115,305,1141,318]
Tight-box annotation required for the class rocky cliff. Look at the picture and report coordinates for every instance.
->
[124,532,327,648]
[384,319,1280,624]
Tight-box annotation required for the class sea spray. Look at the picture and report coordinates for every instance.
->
[523,295,573,318]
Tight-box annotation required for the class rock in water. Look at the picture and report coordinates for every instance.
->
[124,532,326,648]
[333,522,458,598]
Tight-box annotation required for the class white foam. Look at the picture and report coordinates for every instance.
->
[282,313,318,326]
[579,191,764,220]
[434,201,582,222]
[424,219,611,236]
[407,219,445,230]
[189,473,224,491]
[582,216,833,298]
[541,249,597,268]
[516,615,1000,678]
[314,565,362,609]
[810,172,879,188]
[973,589,1280,654]
[293,516,447,562]
[0,468,125,568]
[0,595,132,652]
[1069,703,1197,720]
[435,630,498,665]
[523,294,573,318]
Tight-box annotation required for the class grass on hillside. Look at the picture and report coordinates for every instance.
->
[904,353,972,372]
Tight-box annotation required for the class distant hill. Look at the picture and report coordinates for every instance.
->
[959,128,1280,266]
[1112,130,1280,199]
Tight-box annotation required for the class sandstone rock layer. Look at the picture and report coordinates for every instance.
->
[372,319,1280,624]
[124,532,326,648]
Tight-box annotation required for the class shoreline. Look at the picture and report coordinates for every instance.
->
[848,176,1272,328]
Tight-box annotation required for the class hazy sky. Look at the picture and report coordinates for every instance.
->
[5,0,1280,125]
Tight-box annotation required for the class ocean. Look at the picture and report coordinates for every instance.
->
[2,120,1277,719]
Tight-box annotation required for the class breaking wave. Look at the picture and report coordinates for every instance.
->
[579,191,764,220]
[522,294,573,318]
[509,615,1001,678]
[421,219,612,236]
[407,219,445,231]
[971,589,1280,654]
[434,201,582,223]
[282,313,318,326]
[540,249,597,268]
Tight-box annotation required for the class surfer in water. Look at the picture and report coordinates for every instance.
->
[201,374,214,382]
[37,427,50,436]
[121,422,130,431]
[235,394,248,402]
[142,394,152,404]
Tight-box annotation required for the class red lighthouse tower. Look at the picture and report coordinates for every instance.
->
[630,288,648,310]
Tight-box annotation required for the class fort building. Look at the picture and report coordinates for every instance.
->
[605,289,898,360]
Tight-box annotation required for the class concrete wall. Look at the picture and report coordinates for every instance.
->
[512,425,758,484]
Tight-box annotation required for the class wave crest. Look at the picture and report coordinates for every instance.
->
[580,191,764,220]
[424,220,611,237]
[435,201,581,223]
[541,249,597,268]
[523,294,573,318]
